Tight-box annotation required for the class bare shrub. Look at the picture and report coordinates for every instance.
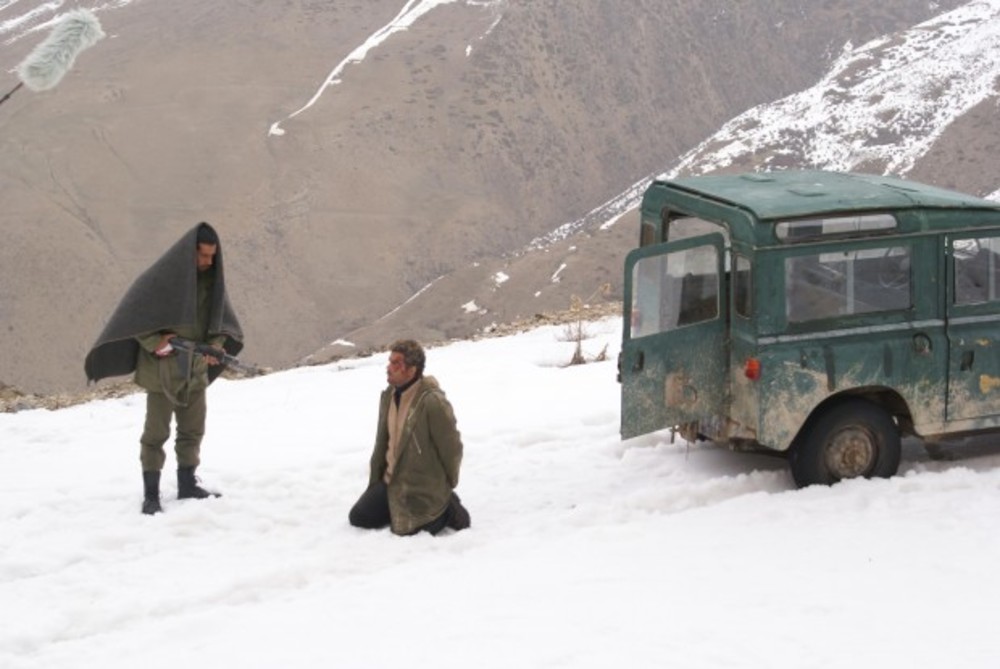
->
[562,286,613,366]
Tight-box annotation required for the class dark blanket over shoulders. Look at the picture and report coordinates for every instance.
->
[84,222,244,383]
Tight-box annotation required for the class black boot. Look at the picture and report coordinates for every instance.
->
[447,493,471,531]
[177,466,221,500]
[142,471,163,515]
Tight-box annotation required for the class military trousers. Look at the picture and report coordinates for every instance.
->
[139,390,207,471]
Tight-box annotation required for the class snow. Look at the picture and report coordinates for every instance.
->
[672,0,1000,177]
[551,262,567,282]
[374,276,442,322]
[327,338,355,348]
[527,178,648,249]
[1,1,137,44]
[4,2,1000,661]
[3,317,1000,668]
[1,3,67,41]
[465,4,504,57]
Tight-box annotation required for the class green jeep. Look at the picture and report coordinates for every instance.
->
[619,170,1000,486]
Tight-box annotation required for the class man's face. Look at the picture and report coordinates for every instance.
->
[196,243,217,272]
[386,351,417,387]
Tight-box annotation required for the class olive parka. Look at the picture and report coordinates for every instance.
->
[368,376,463,535]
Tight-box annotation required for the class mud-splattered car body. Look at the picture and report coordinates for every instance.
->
[619,170,1000,486]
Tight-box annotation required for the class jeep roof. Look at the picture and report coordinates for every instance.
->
[656,170,1000,221]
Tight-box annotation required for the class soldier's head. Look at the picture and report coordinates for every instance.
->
[195,223,219,273]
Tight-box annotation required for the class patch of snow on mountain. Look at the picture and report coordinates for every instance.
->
[528,1,1000,251]
[671,0,1000,177]
[1,0,136,44]
[462,299,484,314]
[526,178,650,250]
[551,263,567,283]
[269,0,505,136]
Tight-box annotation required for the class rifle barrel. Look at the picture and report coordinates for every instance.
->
[169,337,262,375]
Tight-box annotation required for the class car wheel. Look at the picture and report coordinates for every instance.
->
[790,398,901,487]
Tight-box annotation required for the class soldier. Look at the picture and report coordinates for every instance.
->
[85,222,243,514]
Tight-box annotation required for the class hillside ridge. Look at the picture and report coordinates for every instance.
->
[0,0,978,393]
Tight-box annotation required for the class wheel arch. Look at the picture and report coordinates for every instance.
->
[789,386,912,451]
[788,387,906,487]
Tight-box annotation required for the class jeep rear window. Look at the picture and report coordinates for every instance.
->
[775,214,896,242]
[786,246,911,322]
[631,244,719,338]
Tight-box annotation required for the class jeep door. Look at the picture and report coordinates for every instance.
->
[620,233,727,439]
[946,234,1000,425]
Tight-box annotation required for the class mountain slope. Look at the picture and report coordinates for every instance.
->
[0,0,971,391]
[335,0,1000,362]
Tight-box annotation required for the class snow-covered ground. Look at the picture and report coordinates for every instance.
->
[3,318,1000,668]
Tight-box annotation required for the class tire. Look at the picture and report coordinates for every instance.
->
[790,398,901,487]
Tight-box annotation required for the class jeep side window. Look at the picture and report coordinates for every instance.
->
[630,244,719,339]
[775,214,897,242]
[954,238,1000,304]
[785,246,911,322]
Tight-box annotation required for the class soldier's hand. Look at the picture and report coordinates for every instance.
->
[153,334,176,357]
[204,345,224,366]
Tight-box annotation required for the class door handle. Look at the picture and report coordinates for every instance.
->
[632,350,645,373]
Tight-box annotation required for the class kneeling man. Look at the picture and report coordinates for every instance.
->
[349,339,470,535]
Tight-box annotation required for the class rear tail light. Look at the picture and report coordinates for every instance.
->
[744,357,761,380]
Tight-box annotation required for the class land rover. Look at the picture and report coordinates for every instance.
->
[619,170,1000,486]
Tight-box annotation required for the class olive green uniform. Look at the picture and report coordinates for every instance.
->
[135,271,226,471]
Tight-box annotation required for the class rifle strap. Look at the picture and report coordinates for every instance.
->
[158,349,194,407]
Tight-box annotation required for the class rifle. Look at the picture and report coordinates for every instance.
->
[167,337,265,377]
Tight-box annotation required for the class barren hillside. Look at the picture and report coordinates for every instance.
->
[0,0,971,392]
